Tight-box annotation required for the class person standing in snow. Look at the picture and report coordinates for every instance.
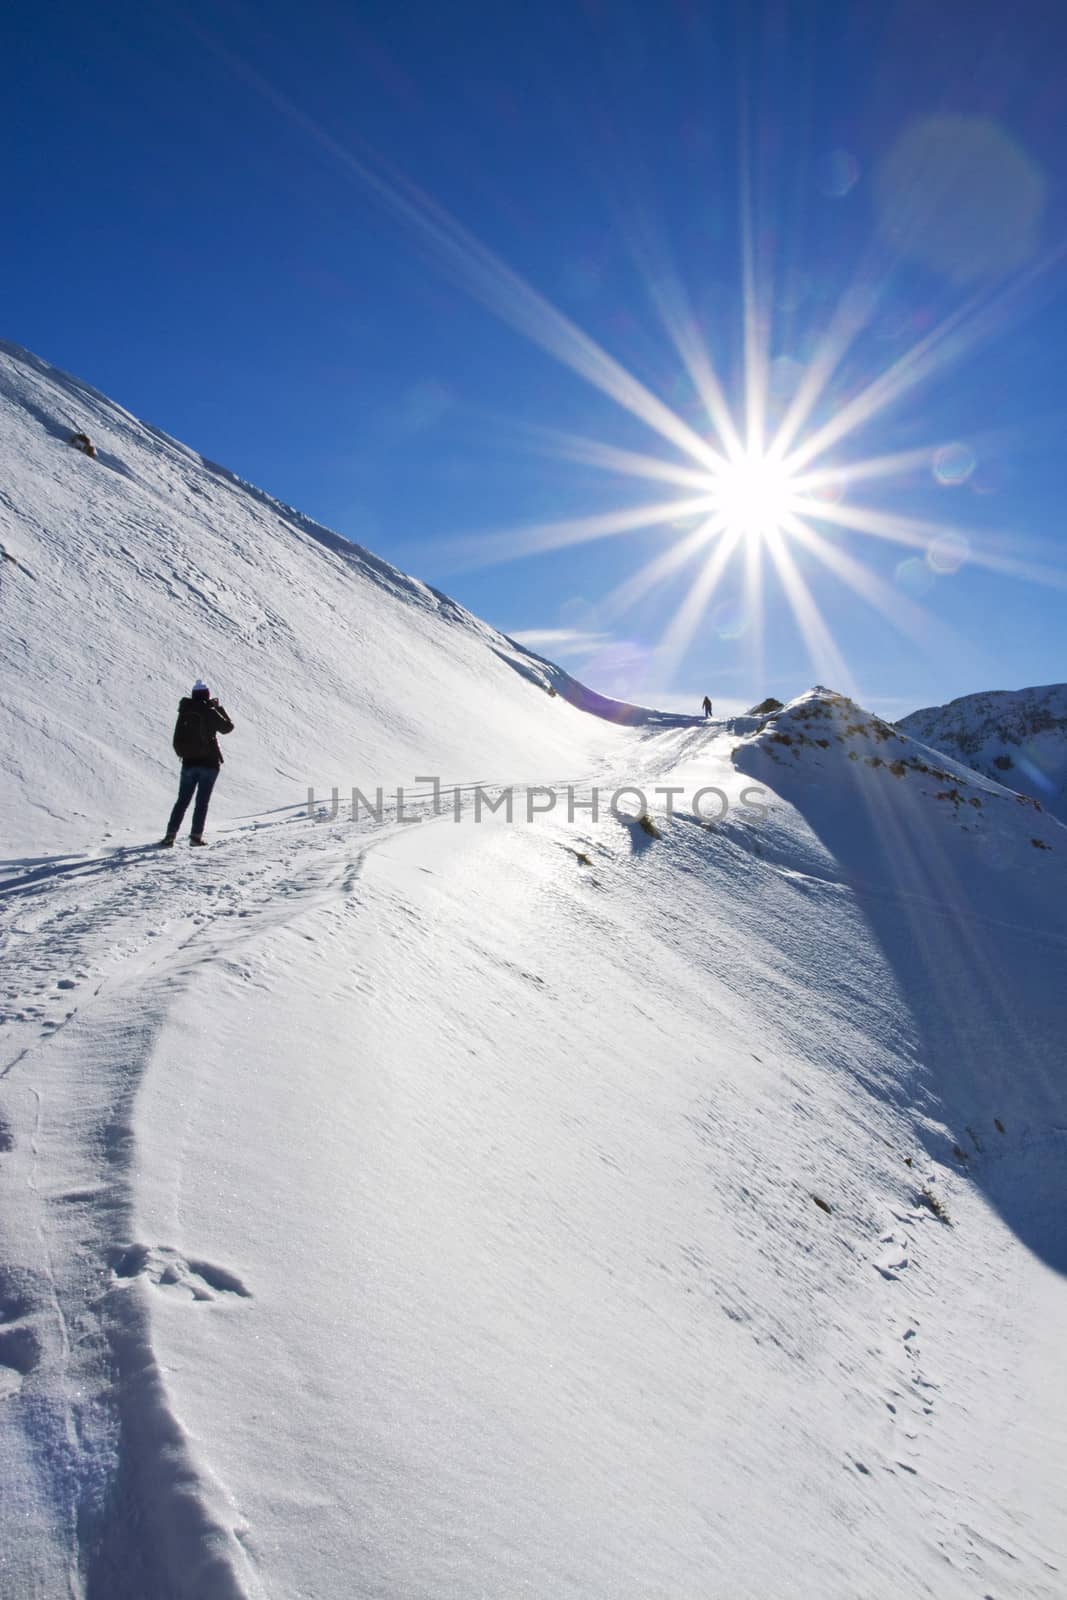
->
[702,695,713,718]
[160,681,234,847]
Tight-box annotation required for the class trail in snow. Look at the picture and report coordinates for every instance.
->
[3,762,724,1597]
[5,721,1063,1598]
[124,747,1066,1600]
[2,337,1066,1599]
[1,792,434,1596]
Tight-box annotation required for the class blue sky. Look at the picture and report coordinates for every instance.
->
[7,0,1066,714]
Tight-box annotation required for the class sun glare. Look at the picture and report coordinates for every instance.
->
[327,87,1064,693]
[711,454,796,540]
[197,45,1066,697]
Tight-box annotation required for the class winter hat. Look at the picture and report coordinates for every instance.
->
[191,680,211,698]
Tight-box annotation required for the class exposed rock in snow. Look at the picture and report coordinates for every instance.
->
[899,683,1067,822]
[736,685,1058,846]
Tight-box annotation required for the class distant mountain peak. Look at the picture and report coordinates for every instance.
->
[732,686,1060,857]
[898,684,1067,822]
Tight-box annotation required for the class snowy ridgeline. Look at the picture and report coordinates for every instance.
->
[0,340,694,861]
[1,341,1066,1600]
[899,683,1067,823]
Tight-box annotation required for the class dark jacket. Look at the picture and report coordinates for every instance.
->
[173,698,234,769]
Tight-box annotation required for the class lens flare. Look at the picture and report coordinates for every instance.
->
[805,473,846,506]
[1017,751,1057,794]
[927,532,971,575]
[933,443,977,486]
[896,557,936,597]
[876,116,1046,285]
[820,149,861,199]
[205,42,1063,692]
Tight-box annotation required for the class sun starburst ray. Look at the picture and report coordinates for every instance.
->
[742,527,765,693]
[763,528,854,691]
[766,285,877,466]
[779,267,1047,479]
[954,548,1067,591]
[185,23,734,480]
[433,494,717,572]
[790,446,940,495]
[189,28,1067,701]
[651,529,744,685]
[781,514,950,649]
[791,498,1067,590]
[601,518,726,620]
[739,124,769,459]
[516,426,725,493]
[640,267,746,461]
[368,170,732,476]
[790,498,957,553]
[611,202,748,463]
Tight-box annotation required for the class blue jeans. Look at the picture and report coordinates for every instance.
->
[167,765,219,839]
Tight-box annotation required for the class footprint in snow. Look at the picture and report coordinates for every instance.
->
[0,1323,41,1399]
[875,1231,910,1279]
[111,1244,251,1303]
[0,1280,41,1400]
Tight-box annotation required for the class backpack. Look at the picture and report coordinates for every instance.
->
[173,701,214,761]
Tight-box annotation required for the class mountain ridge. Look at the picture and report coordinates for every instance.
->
[1,337,687,855]
[898,682,1067,822]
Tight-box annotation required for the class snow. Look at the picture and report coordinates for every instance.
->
[1,341,1066,1598]
[0,339,627,859]
[899,683,1067,823]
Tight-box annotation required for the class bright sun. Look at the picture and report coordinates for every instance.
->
[409,128,1025,693]
[711,453,796,539]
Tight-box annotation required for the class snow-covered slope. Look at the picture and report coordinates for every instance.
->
[733,688,1065,1160]
[0,339,654,858]
[2,347,1066,1600]
[899,683,1067,823]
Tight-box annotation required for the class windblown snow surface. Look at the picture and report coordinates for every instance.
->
[899,684,1067,824]
[1,340,1066,1600]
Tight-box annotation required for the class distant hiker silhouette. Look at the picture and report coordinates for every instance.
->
[702,695,713,718]
[161,681,234,847]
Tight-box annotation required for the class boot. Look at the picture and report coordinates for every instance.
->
[159,834,176,848]
[189,835,208,847]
